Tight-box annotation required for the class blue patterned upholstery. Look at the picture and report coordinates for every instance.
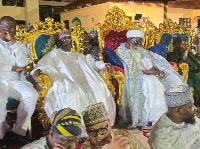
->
[149,42,167,59]
[35,34,51,60]
[104,46,124,69]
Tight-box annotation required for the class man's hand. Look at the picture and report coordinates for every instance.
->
[142,67,164,78]
[32,69,43,82]
[107,135,129,149]
[142,66,159,75]
[182,49,188,60]
[12,66,25,73]
[105,64,114,74]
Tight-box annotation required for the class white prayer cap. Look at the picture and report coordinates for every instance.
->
[126,29,144,39]
[165,85,194,108]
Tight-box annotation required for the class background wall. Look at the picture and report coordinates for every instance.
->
[191,9,200,28]
[0,1,198,29]
[61,3,110,32]
[25,0,40,25]
[61,2,199,30]
[0,0,26,21]
[0,0,39,25]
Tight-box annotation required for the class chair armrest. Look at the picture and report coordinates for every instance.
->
[38,74,51,98]
[98,68,125,106]
[98,68,116,99]
[169,62,189,83]
[178,63,189,83]
[36,74,51,136]
[111,71,125,106]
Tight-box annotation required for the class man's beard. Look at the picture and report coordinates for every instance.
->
[183,115,196,124]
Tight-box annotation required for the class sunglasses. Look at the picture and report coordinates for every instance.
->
[87,124,108,137]
[60,37,72,42]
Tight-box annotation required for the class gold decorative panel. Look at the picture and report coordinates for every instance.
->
[156,19,194,50]
[97,6,156,61]
[71,25,86,53]
[25,17,65,63]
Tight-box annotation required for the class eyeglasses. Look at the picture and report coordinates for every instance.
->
[87,124,108,137]
[60,37,72,42]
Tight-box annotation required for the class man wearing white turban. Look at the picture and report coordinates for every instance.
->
[115,29,185,128]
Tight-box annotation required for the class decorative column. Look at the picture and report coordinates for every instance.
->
[164,0,168,23]
[25,0,40,25]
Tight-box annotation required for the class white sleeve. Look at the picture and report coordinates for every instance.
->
[0,63,12,71]
[30,53,57,77]
[86,54,106,70]
[12,41,29,67]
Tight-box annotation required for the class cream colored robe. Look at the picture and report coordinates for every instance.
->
[31,49,116,128]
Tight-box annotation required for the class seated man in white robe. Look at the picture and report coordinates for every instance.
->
[149,85,200,149]
[31,29,116,135]
[0,16,38,148]
[115,29,185,128]
[22,107,82,149]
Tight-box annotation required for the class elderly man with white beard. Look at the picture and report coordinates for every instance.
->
[115,29,185,128]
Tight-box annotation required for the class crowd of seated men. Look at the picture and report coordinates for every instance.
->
[1,15,200,149]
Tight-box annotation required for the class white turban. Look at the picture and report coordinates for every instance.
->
[126,29,144,39]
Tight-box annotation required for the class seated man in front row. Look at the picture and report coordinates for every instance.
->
[149,85,200,149]
[31,29,116,135]
[0,16,38,148]
[80,102,146,149]
[22,107,82,149]
[115,29,184,128]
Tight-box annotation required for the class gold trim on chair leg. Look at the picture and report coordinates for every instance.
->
[37,74,51,135]
[100,69,116,99]
[178,63,189,83]
[111,71,125,106]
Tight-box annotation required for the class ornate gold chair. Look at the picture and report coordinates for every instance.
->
[70,24,121,102]
[155,19,194,83]
[15,18,65,135]
[97,6,156,105]
[15,20,96,135]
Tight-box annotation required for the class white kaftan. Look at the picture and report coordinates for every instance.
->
[0,39,38,139]
[149,114,200,149]
[115,44,184,127]
[31,49,116,129]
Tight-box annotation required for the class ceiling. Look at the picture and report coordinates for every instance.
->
[54,0,199,14]
[168,0,200,9]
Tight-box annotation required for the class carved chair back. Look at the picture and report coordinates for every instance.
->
[97,6,157,105]
[155,19,194,83]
